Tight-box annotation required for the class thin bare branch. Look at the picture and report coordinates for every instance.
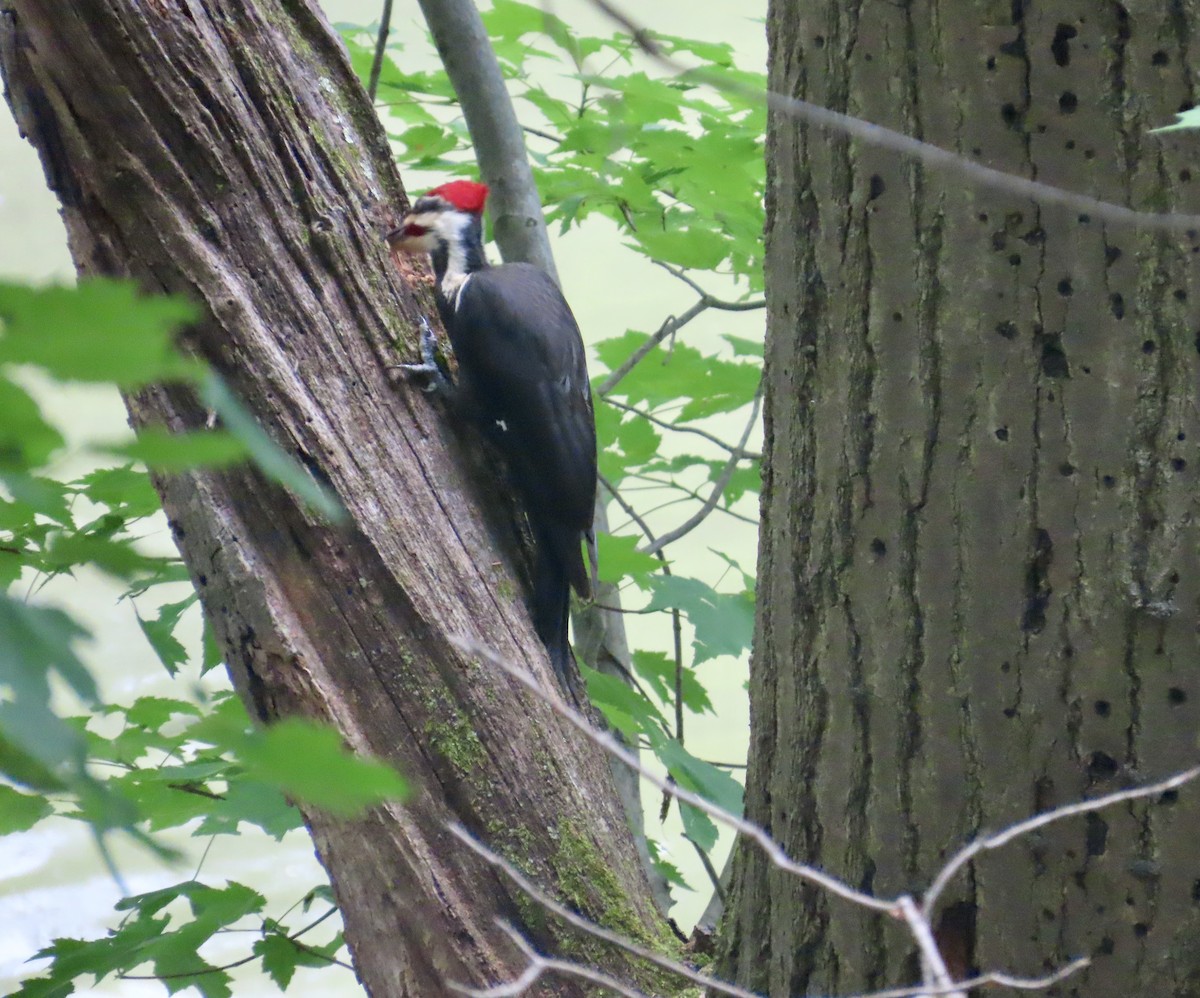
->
[449,824,758,998]
[446,920,649,997]
[605,396,763,459]
[451,634,897,913]
[858,960,1091,998]
[367,0,395,101]
[624,476,762,526]
[689,835,727,904]
[924,765,1200,912]
[582,0,1200,232]
[599,473,658,547]
[449,638,1101,998]
[596,473,687,745]
[897,895,963,998]
[596,297,710,396]
[640,388,762,555]
[654,261,767,311]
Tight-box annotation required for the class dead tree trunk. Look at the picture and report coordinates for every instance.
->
[0,2,670,994]
[722,2,1200,995]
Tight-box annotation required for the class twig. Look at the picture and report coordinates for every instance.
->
[924,765,1200,913]
[622,476,760,526]
[898,895,962,998]
[581,0,1200,232]
[689,836,727,905]
[367,0,395,101]
[446,920,649,997]
[451,634,896,914]
[596,473,686,744]
[599,473,658,547]
[640,387,762,555]
[604,397,763,459]
[448,824,757,998]
[597,297,710,396]
[449,636,1200,998]
[653,261,767,311]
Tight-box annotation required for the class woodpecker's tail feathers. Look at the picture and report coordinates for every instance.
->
[531,522,574,691]
[585,528,599,598]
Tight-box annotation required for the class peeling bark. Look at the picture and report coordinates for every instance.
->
[724,2,1200,996]
[0,2,669,994]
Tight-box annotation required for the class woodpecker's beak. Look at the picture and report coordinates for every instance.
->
[388,210,439,257]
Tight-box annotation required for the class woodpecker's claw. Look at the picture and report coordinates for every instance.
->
[396,317,449,391]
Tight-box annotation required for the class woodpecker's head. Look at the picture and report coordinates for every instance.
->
[388,180,489,258]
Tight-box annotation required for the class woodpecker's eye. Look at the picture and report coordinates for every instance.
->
[404,222,430,237]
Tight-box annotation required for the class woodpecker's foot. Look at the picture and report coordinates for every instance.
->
[394,317,449,392]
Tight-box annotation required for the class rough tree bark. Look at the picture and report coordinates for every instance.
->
[722,2,1200,996]
[0,1,672,994]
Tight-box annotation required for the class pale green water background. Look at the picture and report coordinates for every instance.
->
[0,2,764,992]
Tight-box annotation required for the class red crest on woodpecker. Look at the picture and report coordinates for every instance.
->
[427,180,489,214]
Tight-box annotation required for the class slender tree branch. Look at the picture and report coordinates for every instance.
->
[367,0,394,101]
[599,473,657,547]
[582,0,1200,232]
[596,297,710,396]
[604,397,762,460]
[689,835,726,904]
[620,477,760,526]
[598,472,686,745]
[653,261,767,311]
[522,123,563,143]
[640,388,762,556]
[453,634,896,913]
[415,0,558,277]
[447,920,648,997]
[898,895,962,998]
[924,765,1200,914]
[445,638,1099,998]
[448,824,759,998]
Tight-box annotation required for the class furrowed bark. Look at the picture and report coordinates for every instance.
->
[722,2,1200,996]
[0,1,669,994]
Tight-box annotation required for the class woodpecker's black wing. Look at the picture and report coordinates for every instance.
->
[447,261,597,547]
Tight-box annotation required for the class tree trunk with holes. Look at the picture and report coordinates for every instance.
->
[720,2,1200,995]
[0,2,673,995]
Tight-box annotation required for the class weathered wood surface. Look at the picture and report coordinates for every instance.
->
[0,2,666,994]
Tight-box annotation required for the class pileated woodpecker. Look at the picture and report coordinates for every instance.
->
[388,180,597,686]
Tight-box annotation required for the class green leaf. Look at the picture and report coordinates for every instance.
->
[200,373,347,524]
[104,428,248,471]
[580,663,666,740]
[650,732,743,852]
[722,332,764,358]
[201,618,224,676]
[646,836,692,891]
[75,465,162,519]
[0,592,96,710]
[630,650,714,715]
[255,934,302,990]
[123,695,202,731]
[194,778,302,840]
[0,375,64,472]
[42,529,177,583]
[595,532,661,585]
[238,719,408,817]
[678,798,719,853]
[1,472,72,525]
[0,279,198,386]
[136,595,197,676]
[0,783,53,832]
[642,575,754,664]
